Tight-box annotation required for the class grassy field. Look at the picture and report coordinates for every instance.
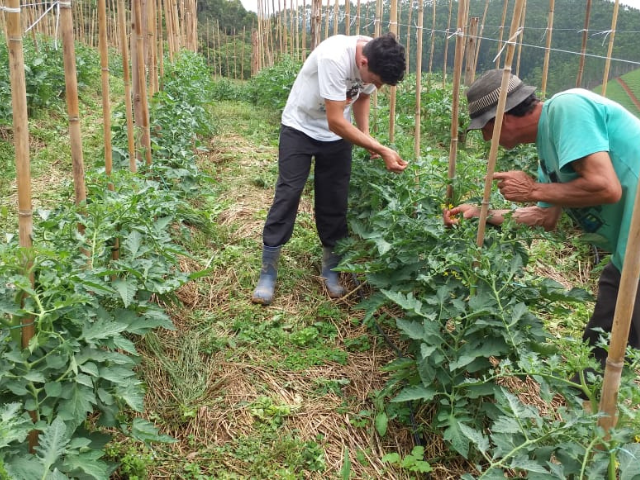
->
[593,68,640,117]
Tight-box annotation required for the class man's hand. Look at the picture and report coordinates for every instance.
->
[381,148,408,173]
[493,171,537,202]
[443,204,480,227]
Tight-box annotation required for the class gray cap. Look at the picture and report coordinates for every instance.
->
[466,69,536,130]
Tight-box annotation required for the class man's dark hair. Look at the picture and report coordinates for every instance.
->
[362,33,406,86]
[506,93,540,117]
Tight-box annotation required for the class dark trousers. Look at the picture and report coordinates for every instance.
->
[262,125,353,249]
[583,261,640,366]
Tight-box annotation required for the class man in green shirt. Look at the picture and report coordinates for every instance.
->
[444,69,640,375]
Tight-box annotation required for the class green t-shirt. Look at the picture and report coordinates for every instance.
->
[536,89,640,271]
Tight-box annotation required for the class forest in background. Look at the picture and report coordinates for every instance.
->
[195,0,640,94]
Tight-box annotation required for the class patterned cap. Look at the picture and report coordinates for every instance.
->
[466,69,536,130]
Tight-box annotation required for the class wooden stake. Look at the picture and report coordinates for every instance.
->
[464,16,478,86]
[345,0,350,36]
[495,0,509,68]
[324,0,329,39]
[597,188,640,436]
[388,0,398,142]
[60,0,88,210]
[98,0,113,183]
[476,0,525,248]
[442,0,453,86]
[7,0,35,355]
[576,0,592,88]
[515,0,526,77]
[333,0,338,35]
[446,0,468,204]
[474,0,489,66]
[118,0,136,171]
[414,0,424,160]
[311,0,321,50]
[133,0,152,165]
[355,0,360,35]
[405,0,412,74]
[428,0,436,74]
[540,0,555,98]
[601,0,619,96]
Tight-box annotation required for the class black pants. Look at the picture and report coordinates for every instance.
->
[583,261,640,366]
[262,125,353,249]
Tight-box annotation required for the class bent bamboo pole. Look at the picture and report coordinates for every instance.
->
[476,0,525,248]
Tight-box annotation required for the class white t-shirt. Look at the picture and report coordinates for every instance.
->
[281,35,377,142]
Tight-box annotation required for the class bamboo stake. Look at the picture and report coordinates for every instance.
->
[98,0,113,184]
[324,0,329,39]
[405,0,411,74]
[242,26,246,79]
[495,0,508,68]
[157,0,163,84]
[252,29,259,74]
[601,0,619,96]
[257,0,263,70]
[118,0,136,171]
[7,0,35,358]
[576,0,591,88]
[540,0,554,98]
[355,0,360,35]
[333,0,338,35]
[148,0,158,95]
[476,0,525,248]
[233,29,237,79]
[311,0,321,50]
[134,0,152,165]
[474,0,489,65]
[60,0,88,210]
[597,190,640,437]
[428,0,436,74]
[464,16,478,86]
[446,0,467,204]
[515,0,526,77]
[7,1,38,449]
[345,0,350,36]
[374,0,381,38]
[388,0,397,142]
[302,0,307,58]
[414,0,424,160]
[442,0,453,86]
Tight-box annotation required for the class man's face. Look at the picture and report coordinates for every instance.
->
[480,116,519,150]
[359,62,383,89]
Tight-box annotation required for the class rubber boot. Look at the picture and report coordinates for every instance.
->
[322,247,346,298]
[251,245,281,305]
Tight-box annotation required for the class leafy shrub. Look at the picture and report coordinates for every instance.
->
[0,34,100,123]
[248,55,301,112]
[211,77,251,102]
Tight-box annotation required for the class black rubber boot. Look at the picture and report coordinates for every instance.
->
[251,245,282,305]
[322,247,346,298]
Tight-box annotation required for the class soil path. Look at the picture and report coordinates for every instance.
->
[616,77,640,111]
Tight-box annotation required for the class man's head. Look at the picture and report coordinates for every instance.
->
[361,33,406,87]
[466,69,538,131]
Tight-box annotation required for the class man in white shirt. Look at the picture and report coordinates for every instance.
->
[252,33,407,305]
